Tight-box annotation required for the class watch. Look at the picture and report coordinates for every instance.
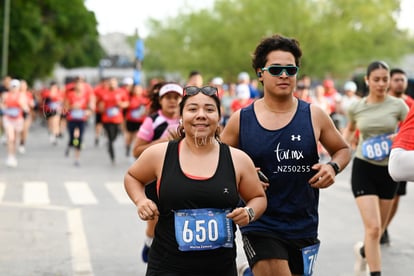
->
[244,207,255,223]
[327,161,340,175]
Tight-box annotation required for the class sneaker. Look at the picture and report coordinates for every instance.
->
[6,155,18,167]
[49,135,57,145]
[74,160,80,167]
[142,244,150,263]
[353,241,368,276]
[238,262,253,276]
[380,229,390,245]
[18,145,26,154]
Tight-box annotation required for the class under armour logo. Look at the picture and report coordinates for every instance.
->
[223,188,229,194]
[291,135,301,141]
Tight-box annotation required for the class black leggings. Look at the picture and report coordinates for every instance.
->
[67,120,86,149]
[103,123,120,161]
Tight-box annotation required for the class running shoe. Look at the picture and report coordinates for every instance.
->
[18,145,26,154]
[142,244,150,263]
[380,229,390,245]
[353,241,368,276]
[5,155,18,167]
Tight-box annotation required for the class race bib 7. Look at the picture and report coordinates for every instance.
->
[174,208,234,252]
[302,242,320,276]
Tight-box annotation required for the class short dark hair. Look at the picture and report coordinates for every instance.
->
[251,34,302,72]
[390,68,406,77]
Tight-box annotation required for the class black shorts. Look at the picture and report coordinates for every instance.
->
[95,112,102,125]
[126,120,143,132]
[242,231,319,275]
[351,158,398,199]
[396,181,407,196]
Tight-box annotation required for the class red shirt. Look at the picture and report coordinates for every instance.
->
[125,94,149,122]
[393,105,414,150]
[2,92,23,119]
[65,90,91,121]
[100,88,128,124]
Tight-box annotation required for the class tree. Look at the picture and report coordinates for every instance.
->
[140,0,413,83]
[0,0,104,82]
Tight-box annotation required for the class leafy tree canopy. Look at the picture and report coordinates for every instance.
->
[141,0,414,83]
[0,0,104,82]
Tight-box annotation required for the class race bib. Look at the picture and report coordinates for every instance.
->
[362,134,392,161]
[302,242,320,276]
[4,107,20,117]
[106,107,120,117]
[174,208,234,252]
[49,101,60,110]
[70,109,85,119]
[131,106,145,119]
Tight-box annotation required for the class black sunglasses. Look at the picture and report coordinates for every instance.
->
[261,65,299,77]
[183,86,218,96]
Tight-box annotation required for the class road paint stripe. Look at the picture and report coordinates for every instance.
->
[105,182,130,204]
[67,208,94,276]
[65,182,97,205]
[0,182,5,202]
[23,181,50,205]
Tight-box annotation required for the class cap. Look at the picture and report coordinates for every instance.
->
[211,77,224,86]
[10,79,20,89]
[323,79,334,88]
[159,83,183,98]
[236,84,250,100]
[238,72,250,82]
[343,81,357,92]
[122,77,134,86]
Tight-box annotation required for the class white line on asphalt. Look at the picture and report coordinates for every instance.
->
[0,182,5,202]
[23,181,50,205]
[105,182,130,204]
[65,181,98,205]
[67,208,94,276]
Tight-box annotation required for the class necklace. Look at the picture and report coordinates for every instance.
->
[263,98,297,113]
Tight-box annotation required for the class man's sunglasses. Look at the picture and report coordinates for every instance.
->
[261,65,299,77]
[183,86,218,96]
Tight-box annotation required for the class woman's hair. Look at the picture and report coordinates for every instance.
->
[147,81,166,114]
[366,61,389,78]
[252,34,302,71]
[177,93,222,140]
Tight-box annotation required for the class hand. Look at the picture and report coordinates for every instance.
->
[226,207,250,227]
[308,163,336,189]
[137,198,159,221]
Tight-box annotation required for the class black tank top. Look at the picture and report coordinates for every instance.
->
[147,140,240,275]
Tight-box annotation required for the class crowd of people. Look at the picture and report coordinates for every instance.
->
[2,32,414,276]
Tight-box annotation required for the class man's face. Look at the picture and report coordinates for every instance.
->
[389,73,408,95]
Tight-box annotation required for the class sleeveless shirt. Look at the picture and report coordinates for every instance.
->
[239,100,319,239]
[147,140,240,274]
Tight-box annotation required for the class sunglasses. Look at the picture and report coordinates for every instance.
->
[261,65,299,77]
[183,86,218,96]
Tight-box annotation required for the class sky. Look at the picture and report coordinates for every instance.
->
[85,0,414,37]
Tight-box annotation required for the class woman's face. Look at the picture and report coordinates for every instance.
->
[366,68,389,98]
[182,93,220,140]
[159,92,182,117]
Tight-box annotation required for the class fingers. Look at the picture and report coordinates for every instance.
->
[137,200,159,220]
[226,207,250,227]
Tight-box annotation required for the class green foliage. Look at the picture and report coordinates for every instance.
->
[0,0,104,82]
[140,0,413,83]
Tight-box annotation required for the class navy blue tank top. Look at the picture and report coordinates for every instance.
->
[147,140,240,274]
[239,100,319,239]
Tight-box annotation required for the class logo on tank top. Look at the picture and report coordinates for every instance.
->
[291,135,301,141]
[274,142,304,162]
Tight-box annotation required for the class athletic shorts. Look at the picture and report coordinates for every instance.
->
[3,116,24,132]
[396,181,407,196]
[242,231,319,275]
[126,120,143,132]
[95,112,102,125]
[351,157,398,199]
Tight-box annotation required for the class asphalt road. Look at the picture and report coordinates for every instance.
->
[1,118,413,276]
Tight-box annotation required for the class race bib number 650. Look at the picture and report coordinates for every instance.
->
[174,208,234,251]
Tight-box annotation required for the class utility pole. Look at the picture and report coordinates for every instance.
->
[1,0,11,76]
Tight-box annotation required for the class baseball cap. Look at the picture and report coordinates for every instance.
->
[211,77,224,86]
[236,84,251,100]
[10,79,20,89]
[238,72,250,82]
[159,83,183,98]
[343,81,357,92]
[122,77,134,86]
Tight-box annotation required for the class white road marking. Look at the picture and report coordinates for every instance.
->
[65,181,97,205]
[67,208,94,276]
[105,182,130,204]
[23,181,50,205]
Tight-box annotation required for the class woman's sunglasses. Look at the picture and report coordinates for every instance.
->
[261,65,299,77]
[183,86,218,96]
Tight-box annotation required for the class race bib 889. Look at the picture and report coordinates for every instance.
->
[174,208,234,252]
[362,134,392,161]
